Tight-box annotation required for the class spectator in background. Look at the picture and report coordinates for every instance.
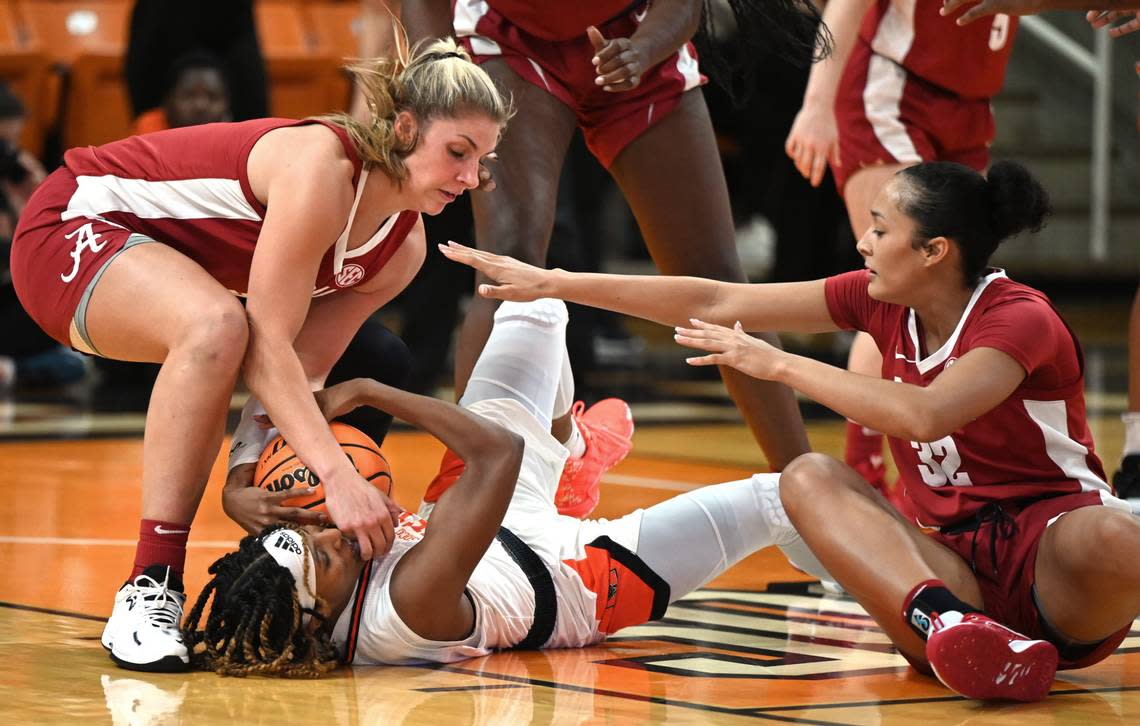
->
[0,83,86,389]
[125,0,268,122]
[132,51,233,134]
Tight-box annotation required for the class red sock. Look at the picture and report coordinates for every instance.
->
[131,518,191,580]
[845,420,886,491]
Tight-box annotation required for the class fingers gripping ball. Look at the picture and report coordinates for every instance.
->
[254,423,393,513]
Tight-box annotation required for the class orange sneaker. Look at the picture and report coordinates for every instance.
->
[418,447,466,518]
[554,399,634,518]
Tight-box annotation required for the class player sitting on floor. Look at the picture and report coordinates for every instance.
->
[183,299,829,675]
[437,160,1140,703]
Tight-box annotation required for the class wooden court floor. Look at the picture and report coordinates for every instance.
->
[1,414,1138,725]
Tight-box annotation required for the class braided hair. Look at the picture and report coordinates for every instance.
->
[695,0,832,106]
[182,524,338,678]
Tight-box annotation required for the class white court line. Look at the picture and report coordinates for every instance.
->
[602,473,710,492]
[0,536,238,548]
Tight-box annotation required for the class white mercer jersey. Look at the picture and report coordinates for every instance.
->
[331,511,604,665]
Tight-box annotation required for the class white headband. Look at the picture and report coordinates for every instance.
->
[261,528,318,622]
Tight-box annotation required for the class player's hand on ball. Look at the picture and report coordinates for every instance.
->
[674,319,785,380]
[222,463,327,534]
[438,241,554,301]
[323,472,401,560]
[587,26,644,92]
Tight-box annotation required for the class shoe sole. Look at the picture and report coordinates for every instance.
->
[109,650,191,673]
[927,624,1057,702]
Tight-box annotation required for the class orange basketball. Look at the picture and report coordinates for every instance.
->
[254,422,393,513]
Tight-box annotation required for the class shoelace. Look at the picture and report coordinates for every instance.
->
[130,573,185,630]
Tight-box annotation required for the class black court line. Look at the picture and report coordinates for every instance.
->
[0,600,106,623]
[415,684,527,693]
[422,662,856,726]
[750,684,1140,713]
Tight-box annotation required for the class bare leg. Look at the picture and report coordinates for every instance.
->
[608,91,809,470]
[1034,506,1140,642]
[83,244,249,527]
[779,453,982,666]
[455,59,578,398]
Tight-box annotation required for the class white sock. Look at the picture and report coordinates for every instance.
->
[1124,412,1140,457]
[564,416,586,459]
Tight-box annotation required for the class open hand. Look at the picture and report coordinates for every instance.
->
[438,241,554,301]
[785,101,840,188]
[1087,8,1140,37]
[673,319,785,381]
[587,25,645,92]
[939,0,1044,25]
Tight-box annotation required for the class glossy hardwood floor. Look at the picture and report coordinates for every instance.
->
[0,293,1136,725]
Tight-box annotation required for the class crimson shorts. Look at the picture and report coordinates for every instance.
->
[10,167,152,352]
[832,39,995,192]
[929,491,1132,670]
[453,0,705,168]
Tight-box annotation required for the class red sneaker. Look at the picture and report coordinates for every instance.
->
[926,611,1058,702]
[554,399,634,518]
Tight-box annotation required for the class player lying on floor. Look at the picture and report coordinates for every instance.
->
[183,299,829,676]
[438,160,1140,703]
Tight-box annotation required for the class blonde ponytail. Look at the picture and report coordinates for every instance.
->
[320,36,512,181]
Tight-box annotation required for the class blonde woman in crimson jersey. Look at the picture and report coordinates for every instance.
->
[440,160,1140,703]
[8,38,509,673]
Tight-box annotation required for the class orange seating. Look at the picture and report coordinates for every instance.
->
[306,1,362,61]
[0,2,50,154]
[16,0,128,65]
[255,0,347,118]
[16,0,132,148]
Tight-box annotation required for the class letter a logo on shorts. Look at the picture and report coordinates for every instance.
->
[61,222,106,283]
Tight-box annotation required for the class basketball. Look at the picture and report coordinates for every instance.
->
[254,422,393,513]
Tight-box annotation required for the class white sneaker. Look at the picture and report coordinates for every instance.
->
[101,565,190,672]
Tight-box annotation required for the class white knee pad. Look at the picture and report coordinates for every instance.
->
[493,299,569,328]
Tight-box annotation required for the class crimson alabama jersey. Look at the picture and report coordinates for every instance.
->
[483,0,643,41]
[826,269,1110,527]
[61,118,419,297]
[860,0,1017,99]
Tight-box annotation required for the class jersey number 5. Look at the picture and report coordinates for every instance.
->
[912,437,973,487]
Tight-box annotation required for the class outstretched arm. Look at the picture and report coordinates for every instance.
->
[439,241,840,334]
[675,320,1027,442]
[318,379,524,641]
